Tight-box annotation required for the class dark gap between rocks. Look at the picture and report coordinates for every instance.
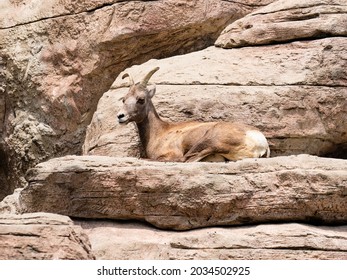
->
[0,141,10,201]
[322,144,347,160]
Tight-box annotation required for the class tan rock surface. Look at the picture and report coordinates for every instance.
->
[77,220,347,260]
[216,0,347,48]
[20,155,347,230]
[0,0,125,28]
[1,0,266,199]
[84,38,347,158]
[0,188,22,215]
[0,213,94,260]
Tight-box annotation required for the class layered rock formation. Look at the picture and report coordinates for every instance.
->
[84,38,347,158]
[0,213,94,260]
[20,155,347,230]
[78,220,347,260]
[1,0,347,260]
[83,0,347,161]
[216,0,347,48]
[1,0,267,199]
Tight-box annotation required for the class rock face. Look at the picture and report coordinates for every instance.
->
[0,213,94,260]
[216,0,347,48]
[20,155,347,230]
[0,0,268,199]
[77,220,347,260]
[84,38,347,158]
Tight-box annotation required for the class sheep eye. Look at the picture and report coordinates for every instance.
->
[137,98,145,104]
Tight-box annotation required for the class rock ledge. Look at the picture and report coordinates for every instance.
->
[21,155,347,230]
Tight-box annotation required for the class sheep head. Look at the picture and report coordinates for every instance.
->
[117,67,159,124]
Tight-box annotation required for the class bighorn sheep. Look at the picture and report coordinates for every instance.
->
[117,67,270,162]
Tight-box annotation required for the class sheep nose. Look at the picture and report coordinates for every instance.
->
[117,113,125,120]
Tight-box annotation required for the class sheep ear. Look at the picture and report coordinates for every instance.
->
[147,85,156,99]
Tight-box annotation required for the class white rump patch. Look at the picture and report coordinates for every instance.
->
[246,130,270,157]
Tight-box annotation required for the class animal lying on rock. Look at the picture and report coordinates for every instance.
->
[117,67,270,162]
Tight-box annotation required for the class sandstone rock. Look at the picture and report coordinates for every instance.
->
[0,0,125,28]
[0,213,94,260]
[84,38,347,158]
[77,220,347,260]
[216,0,347,48]
[0,188,22,215]
[0,0,269,198]
[20,155,347,230]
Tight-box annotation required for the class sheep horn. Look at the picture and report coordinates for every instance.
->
[141,67,160,87]
[122,72,134,86]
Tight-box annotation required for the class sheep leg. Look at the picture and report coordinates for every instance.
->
[182,125,231,162]
[184,141,228,162]
[184,148,216,162]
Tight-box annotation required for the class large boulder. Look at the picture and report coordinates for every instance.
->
[20,155,347,230]
[216,0,347,48]
[78,220,347,260]
[0,0,270,199]
[0,213,94,260]
[84,38,347,158]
